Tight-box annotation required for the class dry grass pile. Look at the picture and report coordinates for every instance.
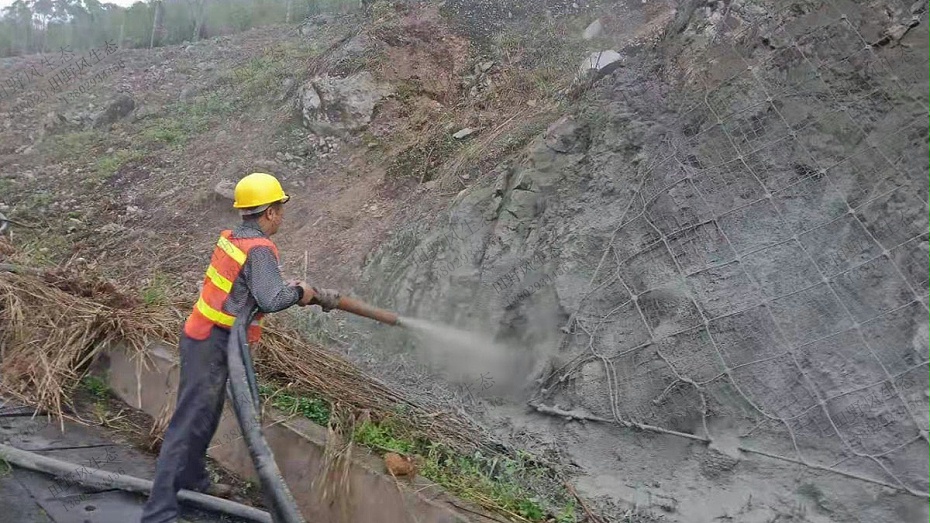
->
[0,238,15,258]
[0,265,495,455]
[0,268,178,423]
[256,321,496,455]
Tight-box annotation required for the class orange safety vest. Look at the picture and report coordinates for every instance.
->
[183,230,280,344]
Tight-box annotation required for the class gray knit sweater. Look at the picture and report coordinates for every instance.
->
[220,221,301,316]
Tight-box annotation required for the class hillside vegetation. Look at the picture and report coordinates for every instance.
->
[0,0,362,57]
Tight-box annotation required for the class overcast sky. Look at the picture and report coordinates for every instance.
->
[0,0,141,10]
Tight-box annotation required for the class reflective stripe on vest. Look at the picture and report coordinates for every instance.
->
[194,297,263,331]
[205,265,234,293]
[216,235,247,265]
[195,296,236,327]
[183,230,279,343]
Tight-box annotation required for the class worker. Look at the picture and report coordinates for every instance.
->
[141,172,340,523]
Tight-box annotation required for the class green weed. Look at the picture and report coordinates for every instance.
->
[556,500,577,523]
[18,234,72,265]
[140,273,174,306]
[179,92,236,120]
[387,132,460,182]
[259,384,331,426]
[352,419,557,522]
[95,149,146,180]
[255,384,577,523]
[140,93,234,148]
[222,41,319,103]
[394,80,420,103]
[41,131,106,161]
[233,53,289,102]
[353,420,417,453]
[0,453,10,478]
[419,444,549,521]
[142,120,189,145]
[81,374,109,399]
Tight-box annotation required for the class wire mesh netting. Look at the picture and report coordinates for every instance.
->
[540,0,929,498]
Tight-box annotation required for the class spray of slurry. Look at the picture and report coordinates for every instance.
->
[398,317,528,391]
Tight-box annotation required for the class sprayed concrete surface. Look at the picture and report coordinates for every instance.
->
[347,1,930,521]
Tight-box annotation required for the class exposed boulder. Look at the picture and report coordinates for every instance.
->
[279,78,296,102]
[583,19,604,40]
[340,33,382,60]
[298,13,335,36]
[298,72,392,136]
[576,50,622,82]
[91,94,135,130]
[41,110,91,136]
[544,116,589,154]
[98,223,127,234]
[179,86,198,102]
[214,179,236,201]
[462,59,495,100]
[131,104,163,123]
[453,128,478,140]
[569,50,623,97]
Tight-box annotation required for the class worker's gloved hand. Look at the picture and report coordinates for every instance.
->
[296,282,314,306]
[311,287,341,312]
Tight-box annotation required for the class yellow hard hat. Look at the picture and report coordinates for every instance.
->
[233,172,290,210]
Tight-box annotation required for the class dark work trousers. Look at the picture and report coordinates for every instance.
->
[141,326,230,523]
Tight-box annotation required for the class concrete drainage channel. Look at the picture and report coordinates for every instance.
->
[96,342,480,523]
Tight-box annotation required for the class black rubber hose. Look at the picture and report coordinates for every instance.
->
[0,212,38,232]
[226,307,306,523]
[0,443,273,523]
[240,307,261,409]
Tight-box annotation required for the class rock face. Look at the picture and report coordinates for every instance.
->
[91,94,135,130]
[298,72,392,136]
[354,2,929,521]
